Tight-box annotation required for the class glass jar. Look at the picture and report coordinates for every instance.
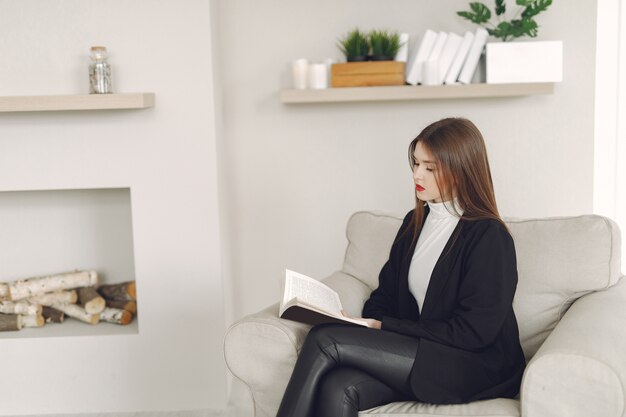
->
[89,46,112,94]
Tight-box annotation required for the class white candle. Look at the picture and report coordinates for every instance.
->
[307,63,328,89]
[292,58,309,90]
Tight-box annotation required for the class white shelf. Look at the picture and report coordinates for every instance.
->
[280,83,555,104]
[0,93,155,112]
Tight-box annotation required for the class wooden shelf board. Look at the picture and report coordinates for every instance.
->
[0,93,155,112]
[280,83,555,103]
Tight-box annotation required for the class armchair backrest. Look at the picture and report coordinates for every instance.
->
[342,211,622,361]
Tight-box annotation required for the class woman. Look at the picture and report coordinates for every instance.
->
[276,118,526,417]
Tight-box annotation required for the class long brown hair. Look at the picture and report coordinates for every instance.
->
[407,118,506,242]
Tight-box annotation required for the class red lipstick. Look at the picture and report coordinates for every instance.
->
[415,184,425,192]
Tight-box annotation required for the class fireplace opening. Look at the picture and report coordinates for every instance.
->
[0,187,138,338]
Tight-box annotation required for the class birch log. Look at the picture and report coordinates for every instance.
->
[0,284,9,300]
[0,301,42,316]
[51,303,99,325]
[0,314,22,331]
[77,287,105,314]
[97,281,136,301]
[8,270,98,300]
[100,307,132,325]
[28,290,77,306]
[42,306,64,323]
[105,299,137,314]
[21,314,45,328]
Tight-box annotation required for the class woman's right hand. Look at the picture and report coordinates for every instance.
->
[341,310,382,329]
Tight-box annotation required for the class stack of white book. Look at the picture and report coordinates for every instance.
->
[405,28,489,86]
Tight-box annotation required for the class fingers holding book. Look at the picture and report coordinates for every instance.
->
[341,309,382,330]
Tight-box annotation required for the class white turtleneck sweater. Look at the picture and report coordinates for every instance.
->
[408,200,463,311]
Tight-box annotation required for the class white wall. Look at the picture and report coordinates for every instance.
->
[618,2,626,266]
[216,0,598,320]
[0,0,225,414]
[594,0,626,266]
[594,0,620,220]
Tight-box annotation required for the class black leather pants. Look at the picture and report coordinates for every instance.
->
[276,323,420,417]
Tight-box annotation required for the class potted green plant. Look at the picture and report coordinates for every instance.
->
[369,30,402,61]
[337,29,370,62]
[457,0,561,84]
[457,0,553,42]
[333,28,406,88]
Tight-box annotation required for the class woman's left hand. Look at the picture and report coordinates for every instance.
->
[341,310,382,329]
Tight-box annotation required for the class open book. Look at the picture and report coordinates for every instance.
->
[279,269,368,327]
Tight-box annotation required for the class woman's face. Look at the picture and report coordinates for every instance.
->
[412,141,444,203]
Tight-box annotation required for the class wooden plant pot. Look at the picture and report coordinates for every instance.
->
[331,61,406,88]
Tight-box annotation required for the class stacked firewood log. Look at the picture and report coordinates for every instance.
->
[0,270,137,332]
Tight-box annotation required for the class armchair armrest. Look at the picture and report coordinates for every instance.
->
[521,277,626,417]
[223,271,372,417]
[224,303,311,417]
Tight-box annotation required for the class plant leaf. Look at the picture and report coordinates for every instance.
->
[337,29,370,59]
[510,17,539,38]
[368,30,402,59]
[522,0,552,19]
[515,0,534,6]
[489,21,513,40]
[495,0,506,15]
[457,2,491,24]
[471,2,492,20]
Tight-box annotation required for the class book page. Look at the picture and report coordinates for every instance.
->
[283,269,342,315]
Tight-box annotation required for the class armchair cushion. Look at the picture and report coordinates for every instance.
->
[506,215,622,359]
[361,398,519,416]
[343,211,403,290]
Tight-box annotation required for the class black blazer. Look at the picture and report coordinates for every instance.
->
[362,208,526,404]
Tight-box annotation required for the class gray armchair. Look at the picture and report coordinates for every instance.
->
[225,211,626,417]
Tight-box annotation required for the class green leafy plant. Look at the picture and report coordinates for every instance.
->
[369,30,402,60]
[457,0,553,42]
[337,29,370,62]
